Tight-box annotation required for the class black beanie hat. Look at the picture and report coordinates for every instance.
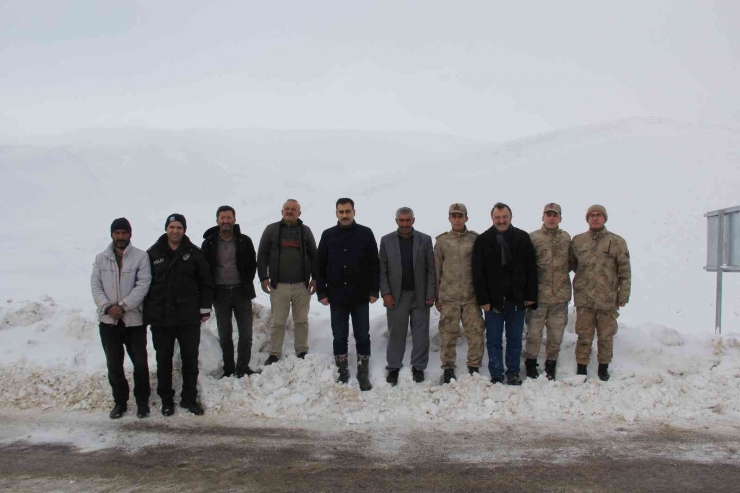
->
[110,217,132,235]
[165,213,187,231]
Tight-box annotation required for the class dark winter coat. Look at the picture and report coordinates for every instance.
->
[315,221,380,307]
[472,225,538,311]
[201,224,257,299]
[144,234,214,326]
[257,219,317,289]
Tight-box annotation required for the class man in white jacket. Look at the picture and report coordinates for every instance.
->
[91,218,152,419]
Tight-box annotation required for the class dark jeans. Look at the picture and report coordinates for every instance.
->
[484,302,526,379]
[330,303,371,356]
[151,324,200,404]
[214,285,253,375]
[99,322,150,406]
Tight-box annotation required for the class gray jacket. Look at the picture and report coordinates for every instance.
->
[257,219,317,289]
[379,230,436,308]
[91,242,152,326]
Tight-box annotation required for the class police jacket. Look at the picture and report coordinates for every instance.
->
[201,224,257,299]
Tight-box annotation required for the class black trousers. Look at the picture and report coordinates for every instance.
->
[150,324,200,404]
[330,303,371,356]
[213,285,253,375]
[99,322,150,406]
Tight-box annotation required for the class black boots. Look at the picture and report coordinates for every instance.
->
[161,400,175,417]
[467,366,479,375]
[264,355,280,365]
[335,355,349,384]
[180,401,204,415]
[357,355,372,391]
[598,363,610,381]
[525,359,539,379]
[136,403,150,419]
[109,403,126,419]
[386,369,399,386]
[544,360,557,381]
[506,374,523,386]
[442,368,456,384]
[412,367,425,383]
[577,364,588,376]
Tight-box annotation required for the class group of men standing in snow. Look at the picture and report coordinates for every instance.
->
[91,198,631,420]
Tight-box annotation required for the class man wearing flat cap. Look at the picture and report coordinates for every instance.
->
[91,218,152,419]
[569,205,631,381]
[144,214,213,416]
[524,203,572,381]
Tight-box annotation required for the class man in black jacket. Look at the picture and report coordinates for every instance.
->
[315,198,379,391]
[257,199,317,364]
[472,203,538,386]
[202,206,258,379]
[145,214,213,416]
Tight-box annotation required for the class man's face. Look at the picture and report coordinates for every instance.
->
[449,213,468,232]
[282,201,301,224]
[217,211,235,233]
[395,213,415,235]
[542,211,562,230]
[111,230,131,250]
[587,211,606,230]
[336,202,355,226]
[166,222,184,244]
[492,207,511,233]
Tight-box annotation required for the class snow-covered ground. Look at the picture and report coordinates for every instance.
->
[1,119,739,430]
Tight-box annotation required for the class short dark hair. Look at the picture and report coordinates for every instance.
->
[216,205,236,217]
[491,202,512,216]
[336,198,355,209]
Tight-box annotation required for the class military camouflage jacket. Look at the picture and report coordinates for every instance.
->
[530,225,572,304]
[434,229,478,304]
[570,228,631,310]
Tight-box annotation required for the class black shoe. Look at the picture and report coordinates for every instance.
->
[506,374,523,386]
[357,355,373,391]
[386,369,400,386]
[136,403,150,419]
[577,364,588,376]
[442,368,456,384]
[236,367,262,378]
[412,367,425,383]
[161,401,175,417]
[220,371,234,379]
[491,377,505,385]
[180,401,205,415]
[297,352,307,359]
[467,366,479,375]
[264,355,280,366]
[544,360,557,381]
[598,363,610,382]
[525,359,539,379]
[109,403,127,419]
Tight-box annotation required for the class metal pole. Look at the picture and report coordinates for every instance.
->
[715,211,725,334]
[716,271,723,335]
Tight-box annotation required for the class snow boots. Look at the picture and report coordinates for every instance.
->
[544,360,557,381]
[506,374,523,386]
[598,363,610,381]
[335,354,349,384]
[357,355,373,391]
[525,359,539,379]
[577,364,588,376]
[442,368,456,384]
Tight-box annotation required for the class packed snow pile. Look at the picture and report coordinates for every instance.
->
[1,298,739,427]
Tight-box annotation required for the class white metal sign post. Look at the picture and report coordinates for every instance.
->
[705,205,740,334]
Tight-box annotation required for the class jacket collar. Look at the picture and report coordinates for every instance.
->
[448,228,469,238]
[156,233,193,253]
[203,224,242,240]
[589,227,607,240]
[540,224,561,236]
[104,242,132,259]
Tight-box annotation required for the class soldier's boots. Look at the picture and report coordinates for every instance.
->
[386,368,400,386]
[525,359,539,379]
[577,364,588,376]
[506,374,523,386]
[442,368,456,384]
[335,355,349,384]
[265,355,280,366]
[412,367,425,383]
[467,366,479,375]
[544,360,557,381]
[598,363,610,382]
[357,355,373,391]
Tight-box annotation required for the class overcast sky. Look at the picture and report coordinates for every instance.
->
[1,0,738,142]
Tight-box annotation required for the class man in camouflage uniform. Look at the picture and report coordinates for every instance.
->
[570,204,631,381]
[434,203,485,384]
[524,203,572,381]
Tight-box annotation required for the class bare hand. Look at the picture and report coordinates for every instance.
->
[309,280,317,295]
[369,296,378,304]
[480,304,491,312]
[108,305,124,320]
[382,294,394,309]
[425,299,434,307]
[524,301,535,307]
[319,297,329,306]
[260,280,271,294]
[434,301,441,311]
[619,301,627,307]
[200,314,211,323]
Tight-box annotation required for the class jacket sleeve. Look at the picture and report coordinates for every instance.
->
[305,226,318,279]
[617,238,631,304]
[121,252,152,311]
[90,256,112,314]
[256,225,272,282]
[367,230,380,298]
[425,236,436,300]
[569,240,578,272]
[196,252,214,310]
[378,236,391,297]
[523,233,539,307]
[472,237,489,306]
[315,231,328,301]
[244,235,257,282]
